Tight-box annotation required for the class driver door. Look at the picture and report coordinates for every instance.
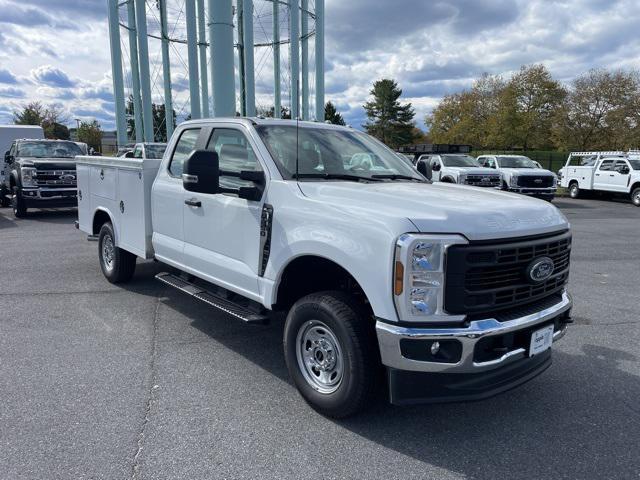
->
[610,160,631,192]
[182,126,265,299]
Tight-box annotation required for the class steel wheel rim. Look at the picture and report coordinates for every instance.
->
[295,320,344,394]
[102,234,115,272]
[570,185,578,197]
[633,191,640,205]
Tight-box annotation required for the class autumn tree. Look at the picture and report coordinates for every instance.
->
[552,69,640,150]
[364,79,416,148]
[324,101,346,125]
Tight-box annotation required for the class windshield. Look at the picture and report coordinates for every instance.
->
[629,160,640,170]
[255,125,423,181]
[17,141,83,158]
[497,156,537,168]
[441,155,480,167]
[145,144,166,159]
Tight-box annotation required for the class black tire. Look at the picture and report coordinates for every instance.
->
[98,222,136,283]
[12,186,27,218]
[632,187,640,207]
[283,291,377,419]
[0,186,9,207]
[568,182,580,199]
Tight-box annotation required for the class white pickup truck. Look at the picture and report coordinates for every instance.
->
[414,153,502,188]
[477,154,557,200]
[76,118,573,418]
[559,151,640,206]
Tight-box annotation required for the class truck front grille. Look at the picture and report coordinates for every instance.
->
[464,175,501,187]
[444,231,571,318]
[35,170,77,187]
[516,175,554,188]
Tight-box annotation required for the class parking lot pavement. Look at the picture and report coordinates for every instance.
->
[0,198,639,480]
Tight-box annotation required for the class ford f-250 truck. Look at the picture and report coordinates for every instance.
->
[76,118,573,418]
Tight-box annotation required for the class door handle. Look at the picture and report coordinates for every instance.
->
[184,198,201,207]
[595,173,600,176]
[610,174,615,177]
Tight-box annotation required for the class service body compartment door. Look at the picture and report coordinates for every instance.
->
[91,165,116,199]
[76,164,92,232]
[117,168,146,257]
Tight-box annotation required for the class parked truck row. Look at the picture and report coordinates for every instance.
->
[74,118,574,417]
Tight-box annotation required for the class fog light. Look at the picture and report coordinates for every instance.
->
[430,341,440,355]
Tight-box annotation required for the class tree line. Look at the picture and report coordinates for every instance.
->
[426,65,640,151]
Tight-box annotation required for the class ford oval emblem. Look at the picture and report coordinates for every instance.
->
[527,257,554,283]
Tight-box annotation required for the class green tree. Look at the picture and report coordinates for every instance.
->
[13,102,70,139]
[126,95,177,142]
[363,79,416,148]
[77,120,103,152]
[497,64,566,150]
[324,101,345,125]
[257,105,292,119]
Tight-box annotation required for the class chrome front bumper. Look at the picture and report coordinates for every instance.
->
[376,291,572,374]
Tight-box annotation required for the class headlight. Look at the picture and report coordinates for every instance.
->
[20,167,37,187]
[509,174,519,187]
[393,234,468,323]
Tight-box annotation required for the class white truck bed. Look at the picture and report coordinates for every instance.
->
[76,156,161,258]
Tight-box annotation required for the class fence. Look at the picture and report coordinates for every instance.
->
[471,150,569,173]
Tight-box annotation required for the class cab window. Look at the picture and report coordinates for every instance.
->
[206,128,261,190]
[614,160,629,173]
[168,129,201,177]
[133,145,143,159]
[598,160,615,171]
[485,157,496,168]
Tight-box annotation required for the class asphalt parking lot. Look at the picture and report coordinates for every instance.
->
[1,197,639,480]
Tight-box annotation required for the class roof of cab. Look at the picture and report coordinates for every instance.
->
[179,116,350,130]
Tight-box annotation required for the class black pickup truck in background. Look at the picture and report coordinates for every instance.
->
[2,139,82,218]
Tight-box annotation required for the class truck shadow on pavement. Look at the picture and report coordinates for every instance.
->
[120,265,639,479]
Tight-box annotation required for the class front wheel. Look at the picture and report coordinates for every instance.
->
[283,291,377,418]
[569,183,580,199]
[632,187,640,207]
[98,222,137,283]
[12,186,27,218]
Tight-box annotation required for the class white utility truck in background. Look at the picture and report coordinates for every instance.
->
[76,118,573,418]
[0,125,45,206]
[559,151,640,206]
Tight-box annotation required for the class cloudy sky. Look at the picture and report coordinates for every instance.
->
[0,0,639,132]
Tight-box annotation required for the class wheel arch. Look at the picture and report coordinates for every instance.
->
[272,254,374,317]
[92,208,118,243]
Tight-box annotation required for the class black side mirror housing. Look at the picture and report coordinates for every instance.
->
[124,151,135,158]
[432,163,441,172]
[4,151,13,163]
[416,160,432,180]
[183,149,220,194]
[621,166,630,175]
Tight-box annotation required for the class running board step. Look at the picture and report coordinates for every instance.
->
[155,272,269,324]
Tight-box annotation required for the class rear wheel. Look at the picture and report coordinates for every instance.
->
[283,291,377,418]
[0,186,9,207]
[98,222,136,283]
[12,186,27,218]
[569,182,580,199]
[632,187,640,207]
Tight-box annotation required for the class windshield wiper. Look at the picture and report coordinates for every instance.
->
[371,174,425,182]
[293,173,382,182]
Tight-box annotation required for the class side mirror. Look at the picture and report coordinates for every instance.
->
[621,166,630,175]
[432,163,441,172]
[416,160,432,180]
[4,151,13,163]
[183,149,220,194]
[124,151,135,158]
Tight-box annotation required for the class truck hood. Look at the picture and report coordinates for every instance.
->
[445,167,500,175]
[298,181,568,241]
[499,168,555,177]
[17,157,77,170]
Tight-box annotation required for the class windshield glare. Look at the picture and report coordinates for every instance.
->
[256,125,423,181]
[497,156,537,168]
[629,159,640,170]
[442,155,480,167]
[17,141,83,158]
